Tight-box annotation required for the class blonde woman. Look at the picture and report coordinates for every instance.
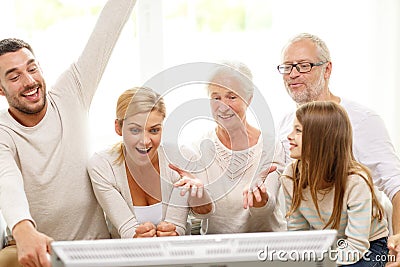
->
[88,87,210,238]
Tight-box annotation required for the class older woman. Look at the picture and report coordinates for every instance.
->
[188,61,286,234]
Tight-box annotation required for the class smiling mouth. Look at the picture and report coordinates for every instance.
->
[22,87,39,97]
[217,114,235,119]
[136,147,152,154]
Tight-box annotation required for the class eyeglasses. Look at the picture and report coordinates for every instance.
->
[277,61,327,74]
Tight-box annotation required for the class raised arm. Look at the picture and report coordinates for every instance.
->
[55,0,137,107]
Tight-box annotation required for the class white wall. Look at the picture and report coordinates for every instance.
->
[157,0,400,152]
[1,0,399,154]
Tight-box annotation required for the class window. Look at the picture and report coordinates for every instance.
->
[1,0,399,153]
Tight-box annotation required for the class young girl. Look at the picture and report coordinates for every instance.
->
[281,101,389,266]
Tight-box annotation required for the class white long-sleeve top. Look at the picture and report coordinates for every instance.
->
[87,145,192,238]
[0,0,137,240]
[190,129,286,234]
[278,98,400,201]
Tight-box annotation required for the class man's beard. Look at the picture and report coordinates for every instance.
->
[286,72,326,105]
[5,82,47,115]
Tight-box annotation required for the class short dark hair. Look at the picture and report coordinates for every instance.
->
[0,38,34,57]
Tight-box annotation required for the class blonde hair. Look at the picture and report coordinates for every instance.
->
[112,87,166,164]
[286,101,383,229]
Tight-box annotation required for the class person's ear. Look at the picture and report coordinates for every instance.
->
[0,79,5,96]
[324,61,332,79]
[115,119,122,136]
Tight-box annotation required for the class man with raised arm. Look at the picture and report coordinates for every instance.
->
[0,1,137,266]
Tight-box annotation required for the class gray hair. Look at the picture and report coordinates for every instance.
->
[209,60,254,102]
[284,33,331,62]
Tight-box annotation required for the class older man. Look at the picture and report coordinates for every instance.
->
[277,33,400,266]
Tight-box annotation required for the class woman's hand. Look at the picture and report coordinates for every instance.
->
[133,222,156,238]
[169,163,204,198]
[242,166,277,209]
[169,163,212,214]
[156,221,178,237]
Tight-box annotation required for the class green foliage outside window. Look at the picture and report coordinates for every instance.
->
[13,0,272,36]
[164,0,273,32]
[14,0,102,35]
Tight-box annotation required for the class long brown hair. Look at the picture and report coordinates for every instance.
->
[112,87,166,164]
[286,101,383,229]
